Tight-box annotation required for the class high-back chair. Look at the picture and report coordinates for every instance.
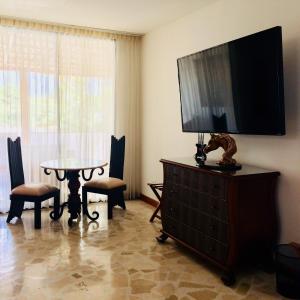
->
[6,137,60,229]
[82,136,126,219]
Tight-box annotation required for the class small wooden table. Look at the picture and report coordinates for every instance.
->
[40,159,107,226]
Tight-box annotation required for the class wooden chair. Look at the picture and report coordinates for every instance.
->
[82,136,126,219]
[6,137,60,229]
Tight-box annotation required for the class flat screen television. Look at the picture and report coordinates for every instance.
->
[177,26,285,135]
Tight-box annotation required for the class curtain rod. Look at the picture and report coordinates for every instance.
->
[0,15,143,39]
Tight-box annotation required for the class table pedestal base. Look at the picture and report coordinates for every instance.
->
[43,165,104,226]
[67,171,81,225]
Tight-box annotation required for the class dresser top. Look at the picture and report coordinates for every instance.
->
[160,157,280,177]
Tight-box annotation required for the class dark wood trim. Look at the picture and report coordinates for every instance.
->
[140,193,158,207]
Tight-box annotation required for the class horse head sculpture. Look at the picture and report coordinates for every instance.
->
[204,133,237,166]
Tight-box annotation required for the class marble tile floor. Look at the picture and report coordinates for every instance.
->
[0,200,286,300]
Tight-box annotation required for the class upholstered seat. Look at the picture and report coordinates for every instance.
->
[11,183,59,197]
[84,177,125,190]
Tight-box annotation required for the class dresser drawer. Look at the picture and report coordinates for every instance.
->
[163,182,179,200]
[177,224,228,263]
[190,209,228,244]
[197,192,228,222]
[209,196,228,221]
[178,223,199,249]
[163,216,178,237]
[183,168,210,193]
[205,216,228,244]
[164,164,226,195]
[207,175,226,198]
[183,167,226,198]
[164,164,183,184]
[163,200,181,220]
[203,236,228,263]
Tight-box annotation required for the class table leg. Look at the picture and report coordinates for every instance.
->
[66,170,81,225]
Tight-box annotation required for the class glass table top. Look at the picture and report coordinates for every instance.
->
[40,159,108,171]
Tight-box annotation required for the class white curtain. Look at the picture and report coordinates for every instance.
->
[0,26,115,212]
[115,38,141,199]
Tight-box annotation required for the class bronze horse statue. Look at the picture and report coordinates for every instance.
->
[204,133,237,166]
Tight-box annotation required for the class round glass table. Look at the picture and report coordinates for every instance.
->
[40,159,108,226]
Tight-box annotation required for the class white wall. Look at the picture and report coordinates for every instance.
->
[141,0,300,243]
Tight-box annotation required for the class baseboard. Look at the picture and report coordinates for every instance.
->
[140,193,159,207]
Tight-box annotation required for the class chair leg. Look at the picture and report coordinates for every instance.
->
[82,188,88,215]
[34,201,41,229]
[50,193,63,221]
[107,193,113,220]
[6,212,14,223]
[81,189,100,221]
[118,191,126,210]
[53,193,60,219]
[7,199,24,223]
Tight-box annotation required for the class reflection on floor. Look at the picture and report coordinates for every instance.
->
[0,200,285,300]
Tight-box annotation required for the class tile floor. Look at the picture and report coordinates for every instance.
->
[0,200,286,300]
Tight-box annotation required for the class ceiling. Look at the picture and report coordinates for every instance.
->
[0,0,217,34]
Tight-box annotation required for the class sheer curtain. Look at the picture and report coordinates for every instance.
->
[0,25,115,212]
[115,37,141,199]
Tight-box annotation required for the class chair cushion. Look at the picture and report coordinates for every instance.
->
[84,177,126,190]
[11,183,59,197]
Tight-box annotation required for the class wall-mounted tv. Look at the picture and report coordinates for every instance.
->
[177,26,285,135]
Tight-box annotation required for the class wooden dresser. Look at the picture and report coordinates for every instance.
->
[158,158,280,285]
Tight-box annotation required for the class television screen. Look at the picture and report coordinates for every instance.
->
[177,26,285,135]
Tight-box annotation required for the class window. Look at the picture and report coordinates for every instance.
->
[0,26,115,212]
